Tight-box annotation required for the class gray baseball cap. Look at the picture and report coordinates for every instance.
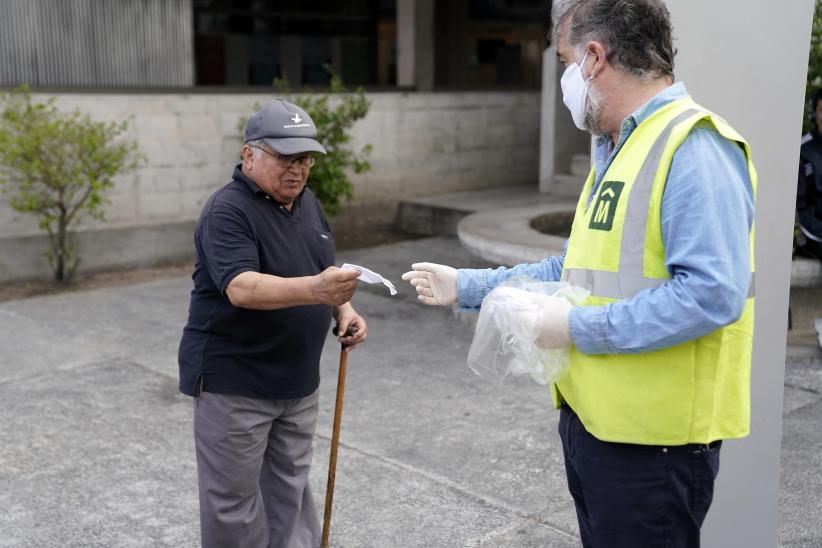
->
[243,99,327,155]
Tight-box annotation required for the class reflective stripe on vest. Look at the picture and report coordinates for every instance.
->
[561,107,756,300]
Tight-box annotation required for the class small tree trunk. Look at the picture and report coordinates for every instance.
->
[54,214,67,283]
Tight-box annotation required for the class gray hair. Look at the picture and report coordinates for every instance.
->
[551,0,676,81]
[244,139,266,159]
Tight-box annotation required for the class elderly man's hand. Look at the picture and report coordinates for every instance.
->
[334,302,368,353]
[401,262,458,306]
[312,267,360,306]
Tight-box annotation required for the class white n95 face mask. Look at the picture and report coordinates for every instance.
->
[560,51,593,131]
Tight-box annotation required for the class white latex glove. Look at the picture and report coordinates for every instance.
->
[533,293,573,349]
[401,262,458,306]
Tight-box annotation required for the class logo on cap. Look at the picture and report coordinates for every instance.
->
[284,110,311,129]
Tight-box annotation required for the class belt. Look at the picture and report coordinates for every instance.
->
[561,404,722,453]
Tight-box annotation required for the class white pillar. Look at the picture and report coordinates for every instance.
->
[664,1,814,546]
[397,0,415,87]
[397,0,434,90]
[539,46,559,193]
[279,35,303,88]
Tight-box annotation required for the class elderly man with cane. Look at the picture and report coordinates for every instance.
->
[178,99,367,548]
[403,0,757,546]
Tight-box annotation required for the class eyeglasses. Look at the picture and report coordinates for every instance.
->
[251,145,316,168]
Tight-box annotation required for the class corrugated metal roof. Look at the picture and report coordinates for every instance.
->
[0,0,194,87]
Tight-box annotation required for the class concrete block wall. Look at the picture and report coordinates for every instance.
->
[0,90,540,282]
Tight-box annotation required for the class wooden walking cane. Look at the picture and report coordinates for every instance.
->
[321,330,352,548]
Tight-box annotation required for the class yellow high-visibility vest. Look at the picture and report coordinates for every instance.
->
[552,96,757,445]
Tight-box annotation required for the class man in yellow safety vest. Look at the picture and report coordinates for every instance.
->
[402,0,756,546]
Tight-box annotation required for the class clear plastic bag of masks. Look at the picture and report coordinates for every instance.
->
[466,277,589,386]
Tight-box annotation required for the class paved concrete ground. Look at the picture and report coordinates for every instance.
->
[0,237,820,547]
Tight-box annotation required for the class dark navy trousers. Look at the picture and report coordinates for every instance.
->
[558,406,721,548]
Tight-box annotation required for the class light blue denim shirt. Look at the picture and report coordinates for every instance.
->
[456,82,754,355]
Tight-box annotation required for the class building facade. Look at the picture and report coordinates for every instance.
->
[0,0,565,281]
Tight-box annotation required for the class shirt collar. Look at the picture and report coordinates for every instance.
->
[232,163,304,212]
[233,164,264,195]
[595,81,689,149]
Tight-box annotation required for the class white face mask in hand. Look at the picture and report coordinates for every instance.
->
[560,51,593,131]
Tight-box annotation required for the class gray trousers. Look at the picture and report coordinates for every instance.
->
[194,390,321,548]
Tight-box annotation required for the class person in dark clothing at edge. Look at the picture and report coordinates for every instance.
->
[798,88,822,261]
[798,89,822,349]
[178,99,367,548]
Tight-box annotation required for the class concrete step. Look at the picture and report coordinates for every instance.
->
[395,201,468,237]
[397,185,577,266]
[397,184,561,237]
[571,154,592,177]
[551,173,587,198]
[457,200,576,266]
[791,257,822,287]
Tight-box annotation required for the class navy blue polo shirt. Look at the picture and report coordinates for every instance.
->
[178,165,335,399]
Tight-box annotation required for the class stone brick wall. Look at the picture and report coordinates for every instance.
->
[0,90,539,281]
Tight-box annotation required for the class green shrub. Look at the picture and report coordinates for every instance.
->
[0,86,142,282]
[240,68,372,216]
[804,0,822,134]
